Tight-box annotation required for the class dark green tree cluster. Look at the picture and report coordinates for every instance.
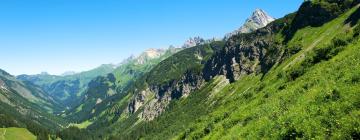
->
[57,126,94,140]
[0,114,19,128]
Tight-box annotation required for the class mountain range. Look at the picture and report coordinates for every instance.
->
[1,1,360,139]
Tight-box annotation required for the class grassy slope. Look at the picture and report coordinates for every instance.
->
[119,5,360,140]
[65,49,180,123]
[0,128,36,140]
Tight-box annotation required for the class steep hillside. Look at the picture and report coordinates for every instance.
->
[103,1,360,139]
[17,64,116,109]
[0,69,68,139]
[0,69,62,112]
[2,1,360,140]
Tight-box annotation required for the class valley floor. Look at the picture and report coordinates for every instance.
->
[0,128,36,140]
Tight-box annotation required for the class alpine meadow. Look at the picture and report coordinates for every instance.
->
[1,0,360,140]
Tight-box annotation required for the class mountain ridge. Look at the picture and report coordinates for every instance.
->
[2,1,360,139]
[224,8,275,39]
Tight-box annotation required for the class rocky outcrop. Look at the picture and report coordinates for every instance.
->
[125,10,283,122]
[204,22,284,82]
[128,88,153,114]
[128,71,205,121]
[0,79,7,91]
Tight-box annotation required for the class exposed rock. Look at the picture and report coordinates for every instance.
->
[0,79,7,91]
[128,71,205,121]
[224,9,275,40]
[128,88,153,114]
[96,98,102,105]
[204,22,284,82]
[136,48,167,64]
[182,37,206,48]
[125,10,280,122]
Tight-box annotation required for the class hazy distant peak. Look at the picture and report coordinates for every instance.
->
[182,36,205,48]
[117,48,168,65]
[61,71,77,76]
[40,72,49,75]
[142,48,166,59]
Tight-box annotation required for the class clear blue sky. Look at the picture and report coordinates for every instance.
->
[0,0,303,75]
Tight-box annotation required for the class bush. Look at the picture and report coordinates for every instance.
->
[308,36,348,64]
[57,127,94,140]
[354,24,360,37]
[351,74,360,83]
[281,127,304,140]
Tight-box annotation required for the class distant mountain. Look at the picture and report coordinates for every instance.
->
[17,64,115,109]
[135,48,167,64]
[3,1,360,139]
[182,37,206,48]
[224,9,275,39]
[0,69,67,133]
[0,69,62,112]
[61,71,77,76]
[65,46,182,121]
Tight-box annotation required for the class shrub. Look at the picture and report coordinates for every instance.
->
[354,24,360,37]
[286,66,306,81]
[281,127,304,140]
[325,89,341,101]
[351,73,360,83]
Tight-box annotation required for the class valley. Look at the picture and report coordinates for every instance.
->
[1,0,360,140]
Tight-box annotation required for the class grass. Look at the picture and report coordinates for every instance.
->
[110,4,360,140]
[70,120,93,129]
[0,128,36,140]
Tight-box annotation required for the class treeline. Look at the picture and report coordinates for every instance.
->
[0,113,51,140]
[56,126,95,140]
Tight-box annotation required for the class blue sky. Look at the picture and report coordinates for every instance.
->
[0,0,303,75]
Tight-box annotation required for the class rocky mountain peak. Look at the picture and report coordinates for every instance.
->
[224,8,275,39]
[248,9,275,27]
[142,48,166,59]
[134,48,167,64]
[61,71,77,76]
[182,37,205,48]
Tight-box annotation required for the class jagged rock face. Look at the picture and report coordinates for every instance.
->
[125,24,285,121]
[0,79,7,90]
[124,11,280,122]
[128,88,153,114]
[225,9,275,39]
[182,37,206,48]
[204,23,283,82]
[244,9,276,31]
[128,71,205,121]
